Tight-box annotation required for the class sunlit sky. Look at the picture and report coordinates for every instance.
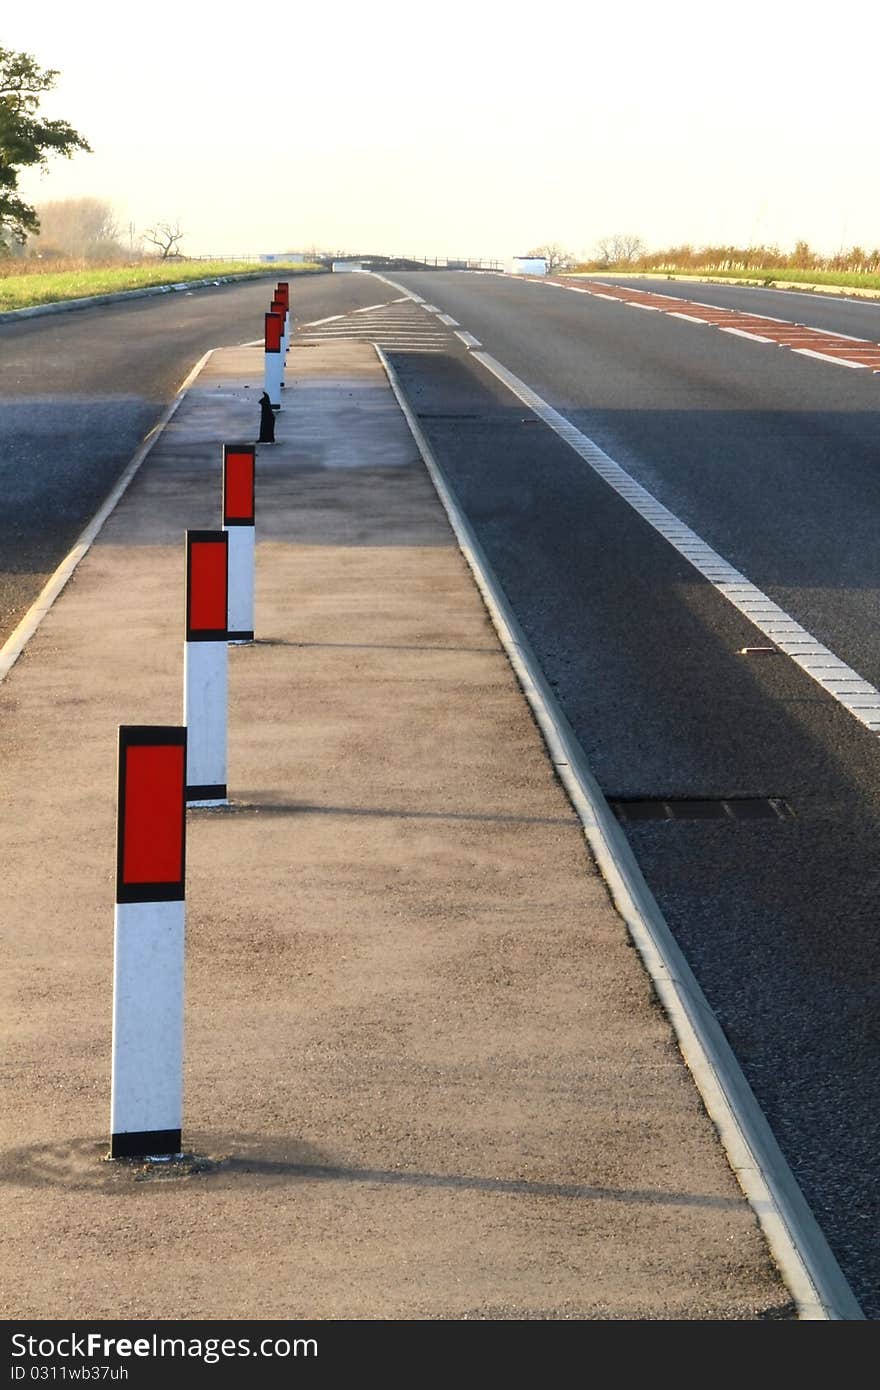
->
[6,0,879,261]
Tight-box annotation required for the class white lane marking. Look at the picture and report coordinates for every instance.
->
[469,348,880,735]
[794,348,867,369]
[437,313,459,326]
[301,312,347,327]
[300,323,442,334]
[422,304,440,313]
[299,336,446,346]
[563,285,880,372]
[240,338,263,346]
[455,330,482,348]
[354,302,393,313]
[801,326,865,342]
[1,350,215,683]
[627,303,660,311]
[299,323,443,335]
[377,341,865,1322]
[719,327,776,343]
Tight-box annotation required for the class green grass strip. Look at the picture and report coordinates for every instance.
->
[0,259,322,312]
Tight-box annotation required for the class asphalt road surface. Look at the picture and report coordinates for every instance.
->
[3,268,880,1315]
[374,271,880,1317]
[0,271,384,638]
[581,272,880,338]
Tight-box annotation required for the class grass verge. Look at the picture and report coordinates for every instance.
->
[0,259,323,312]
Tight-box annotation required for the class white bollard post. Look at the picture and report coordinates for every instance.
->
[111,725,187,1159]
[222,443,255,643]
[184,530,229,806]
[264,311,283,409]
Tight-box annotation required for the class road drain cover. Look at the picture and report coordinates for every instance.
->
[610,797,794,822]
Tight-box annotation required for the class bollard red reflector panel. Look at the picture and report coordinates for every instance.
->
[264,312,283,352]
[186,531,228,641]
[276,281,289,302]
[223,444,255,525]
[116,726,186,902]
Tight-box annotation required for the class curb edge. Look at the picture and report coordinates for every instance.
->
[0,350,214,683]
[375,341,865,1322]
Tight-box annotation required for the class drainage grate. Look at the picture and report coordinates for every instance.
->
[610,797,794,823]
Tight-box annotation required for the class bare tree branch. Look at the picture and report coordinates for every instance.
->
[142,220,184,260]
[526,242,576,272]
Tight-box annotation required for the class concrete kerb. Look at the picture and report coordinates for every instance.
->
[0,350,214,685]
[376,343,865,1321]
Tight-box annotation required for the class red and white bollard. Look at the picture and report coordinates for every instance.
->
[264,311,283,409]
[184,530,229,806]
[275,281,290,351]
[222,443,255,644]
[111,725,187,1159]
[271,296,288,387]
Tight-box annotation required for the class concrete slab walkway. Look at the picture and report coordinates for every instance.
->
[0,342,792,1319]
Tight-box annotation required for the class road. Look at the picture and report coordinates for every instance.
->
[0,271,384,637]
[380,270,880,1316]
[2,268,879,1315]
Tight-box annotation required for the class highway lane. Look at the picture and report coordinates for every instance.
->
[0,271,386,640]
[388,271,880,691]
[366,270,880,1315]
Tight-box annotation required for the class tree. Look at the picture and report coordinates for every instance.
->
[526,242,575,272]
[0,47,91,249]
[143,220,185,259]
[594,233,646,268]
[30,196,123,259]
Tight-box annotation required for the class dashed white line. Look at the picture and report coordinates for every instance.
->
[469,348,880,737]
[719,327,776,344]
[802,326,865,342]
[370,270,880,724]
[793,349,867,369]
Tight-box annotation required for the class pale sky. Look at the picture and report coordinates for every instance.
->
[6,0,879,261]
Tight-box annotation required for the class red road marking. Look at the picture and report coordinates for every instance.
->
[549,276,880,375]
